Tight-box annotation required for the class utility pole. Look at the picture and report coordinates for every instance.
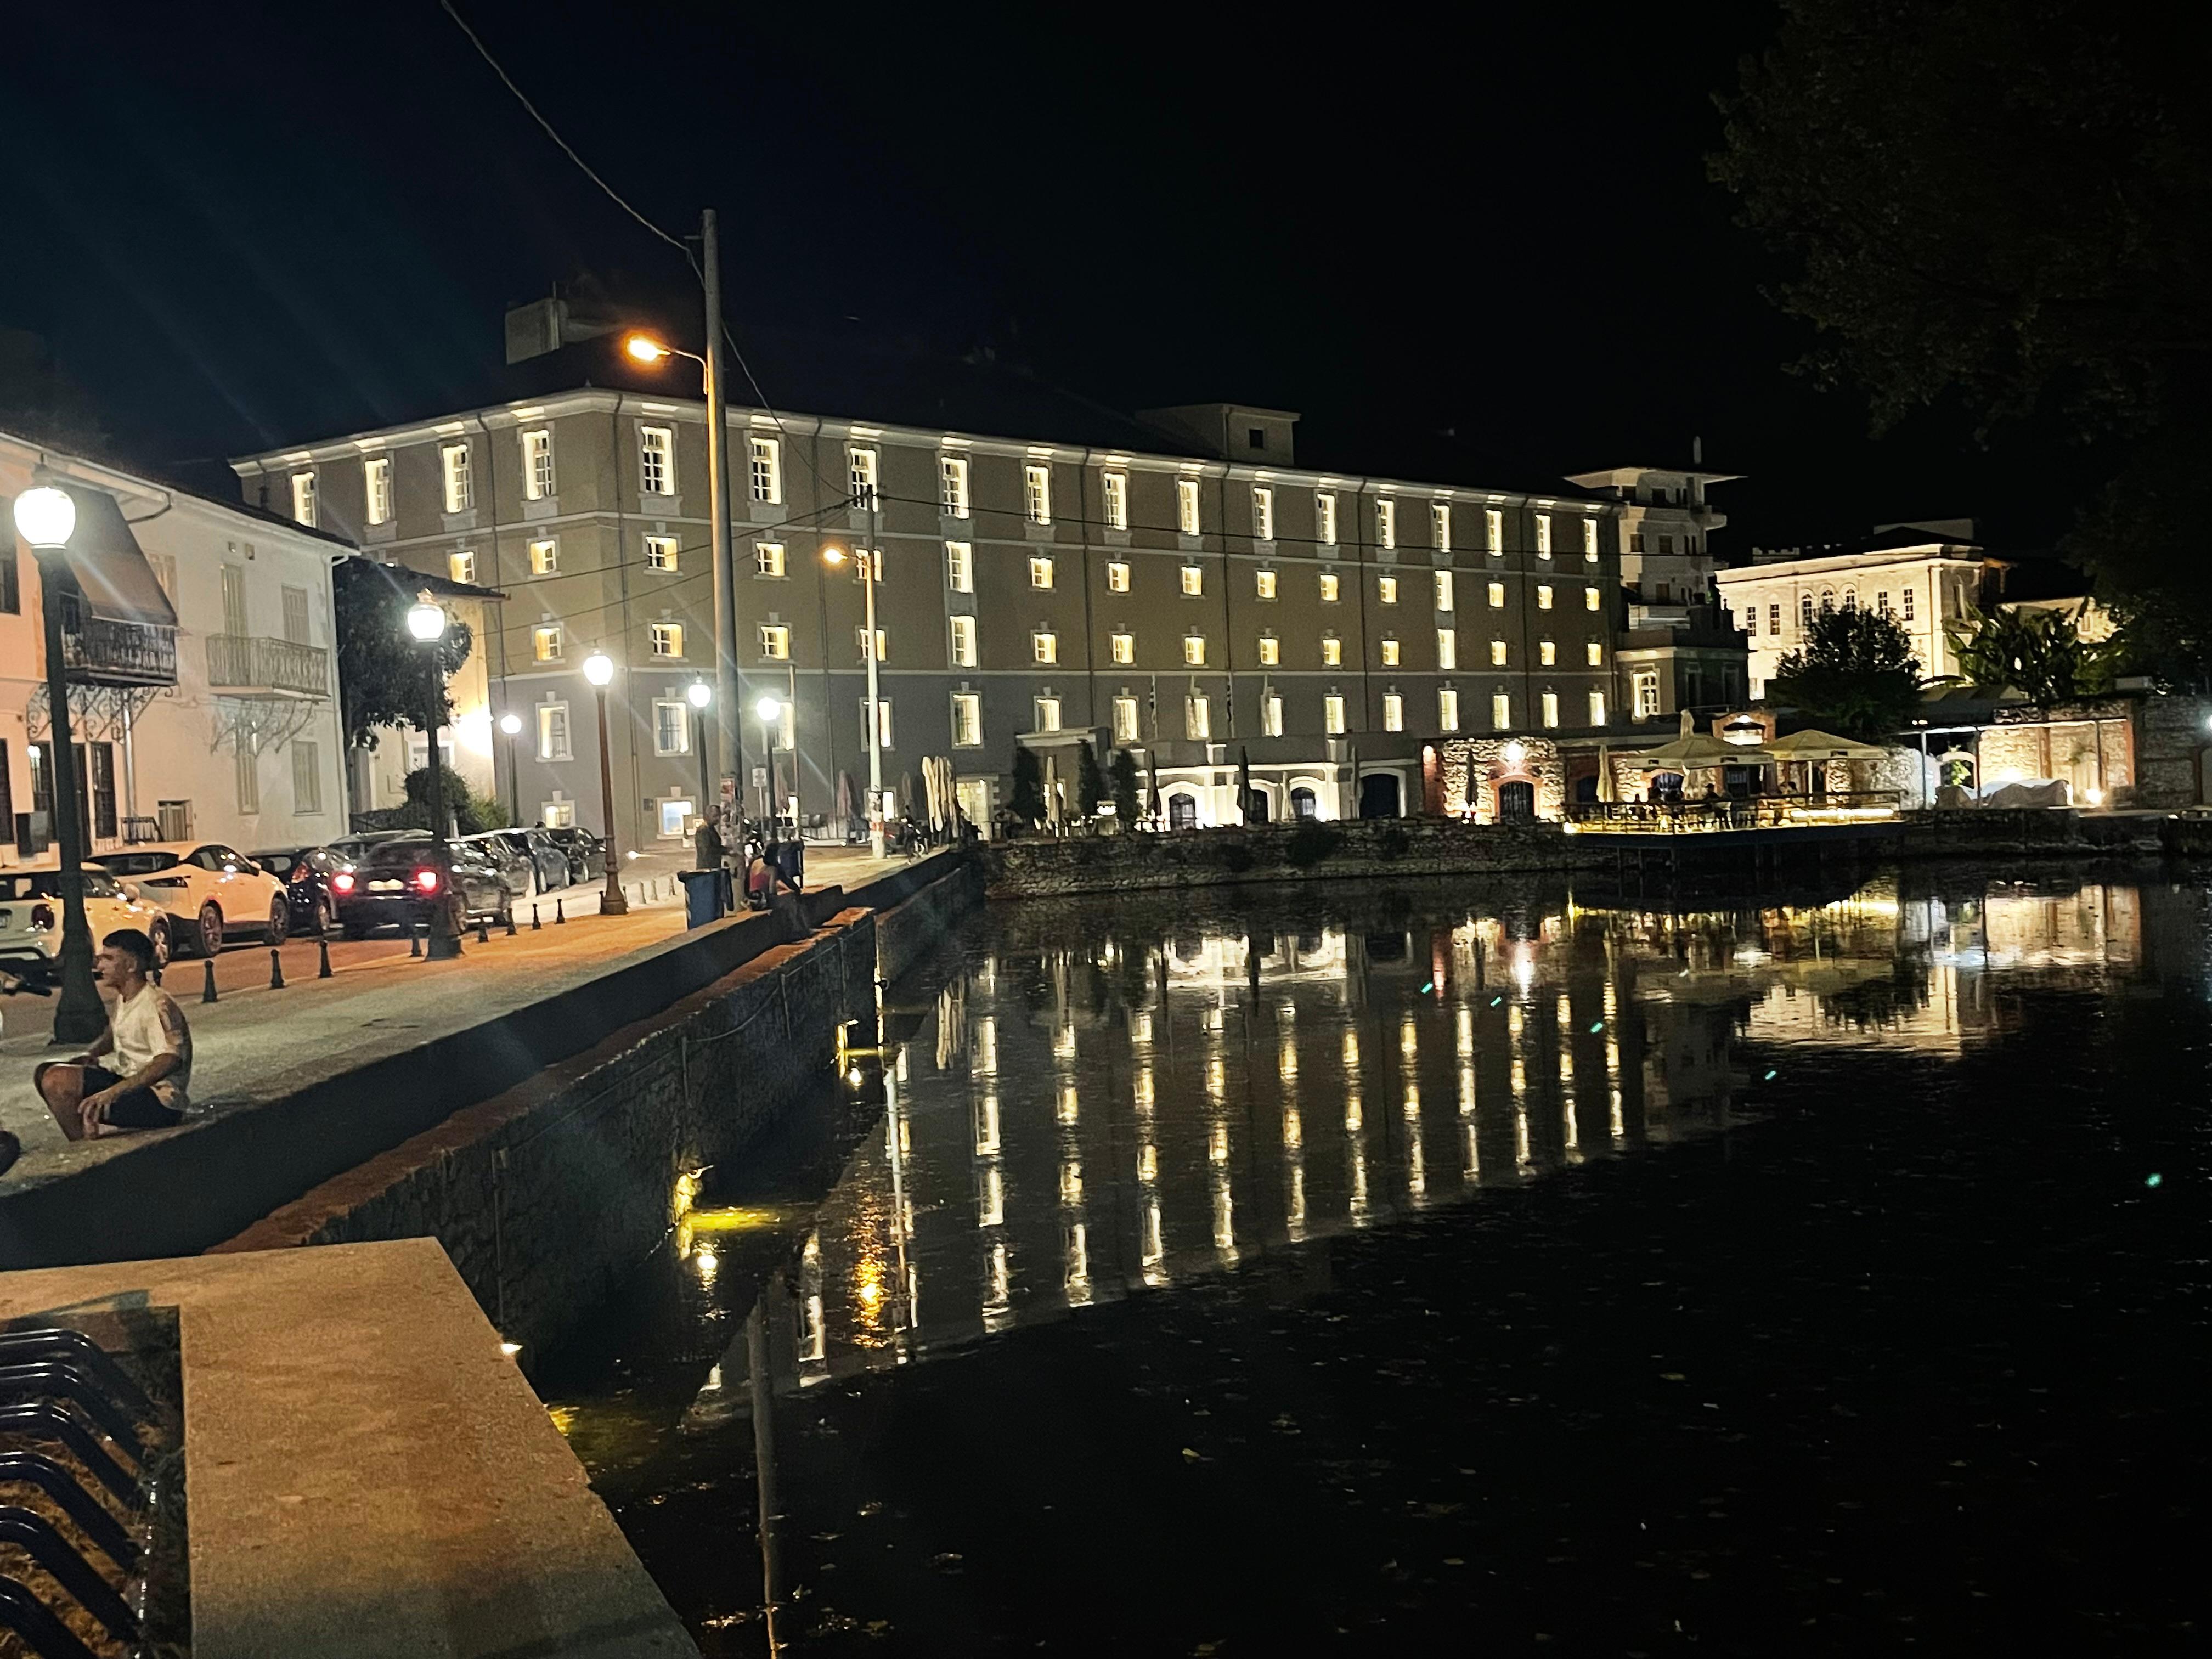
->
[702,208,742,821]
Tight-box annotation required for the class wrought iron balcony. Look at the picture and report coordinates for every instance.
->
[59,611,178,687]
[206,634,330,698]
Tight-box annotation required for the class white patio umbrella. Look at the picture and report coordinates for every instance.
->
[1763,727,1886,795]
[1595,742,1618,804]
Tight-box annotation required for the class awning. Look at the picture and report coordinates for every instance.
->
[54,483,178,628]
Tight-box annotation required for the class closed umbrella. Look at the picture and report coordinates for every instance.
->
[836,770,855,838]
[1595,742,1617,804]
[1237,746,1254,826]
[1043,754,1062,830]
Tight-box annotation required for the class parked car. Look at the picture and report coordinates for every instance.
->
[335,839,512,939]
[328,829,430,865]
[487,827,571,894]
[90,842,290,955]
[251,844,359,936]
[0,865,176,980]
[461,832,536,901]
[543,826,606,884]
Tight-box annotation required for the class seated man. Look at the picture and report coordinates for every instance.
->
[33,929,194,1141]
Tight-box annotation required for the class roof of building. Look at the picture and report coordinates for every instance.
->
[1993,555,2094,604]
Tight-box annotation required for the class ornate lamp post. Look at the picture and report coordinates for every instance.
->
[498,710,524,827]
[14,486,103,1041]
[406,598,464,959]
[583,650,629,916]
[686,679,713,819]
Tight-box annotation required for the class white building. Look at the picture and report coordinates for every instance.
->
[1715,526,1991,701]
[1,431,350,861]
[1562,463,1739,617]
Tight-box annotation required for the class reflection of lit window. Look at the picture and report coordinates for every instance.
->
[1211,1173,1237,1252]
[1060,1161,1084,1205]
[1280,1041,1298,1080]
[1133,1068,1155,1111]
[979,1164,1005,1227]
[1459,1063,1477,1115]
[1209,1122,1231,1163]
[973,1093,1000,1155]
[988,1241,1011,1310]
[1457,1006,1474,1057]
[1138,1143,1158,1182]
[1058,1084,1079,1125]
[1342,1029,1359,1070]
[1142,1199,1164,1267]
[1065,1222,1090,1293]
[973,1017,997,1075]
[1401,1015,1419,1058]
[1283,1105,1302,1148]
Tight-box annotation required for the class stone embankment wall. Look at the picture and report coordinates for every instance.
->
[1897,808,2176,859]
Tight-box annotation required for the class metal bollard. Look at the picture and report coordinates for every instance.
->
[531,902,541,930]
[555,898,565,924]
[477,913,490,944]
[409,925,422,959]
[202,960,218,1003]
[318,936,332,979]
[269,949,284,990]
[505,907,518,937]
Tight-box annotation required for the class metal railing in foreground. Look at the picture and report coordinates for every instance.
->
[1565,791,1904,833]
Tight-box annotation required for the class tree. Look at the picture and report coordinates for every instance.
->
[1942,603,2117,705]
[1008,745,1045,828]
[1109,748,1142,828]
[394,767,510,835]
[334,560,473,751]
[1075,741,1106,821]
[1768,606,1924,741]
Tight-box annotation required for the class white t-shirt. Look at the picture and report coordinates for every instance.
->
[109,983,193,1111]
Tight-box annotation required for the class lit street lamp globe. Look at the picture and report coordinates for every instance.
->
[755,695,782,724]
[406,600,447,641]
[686,680,712,709]
[583,651,614,687]
[498,712,523,736]
[12,486,76,550]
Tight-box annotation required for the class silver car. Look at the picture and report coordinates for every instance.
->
[460,832,535,900]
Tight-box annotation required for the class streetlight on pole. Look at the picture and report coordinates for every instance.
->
[14,485,103,1041]
[583,651,630,916]
[625,320,740,817]
[821,545,887,857]
[498,711,524,827]
[406,598,464,960]
[755,695,783,841]
[686,679,713,817]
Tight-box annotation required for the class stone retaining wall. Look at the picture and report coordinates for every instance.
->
[1897,808,2172,858]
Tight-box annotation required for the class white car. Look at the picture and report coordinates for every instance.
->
[0,864,177,980]
[91,842,290,956]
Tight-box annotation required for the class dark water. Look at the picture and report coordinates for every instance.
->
[542,868,2212,1656]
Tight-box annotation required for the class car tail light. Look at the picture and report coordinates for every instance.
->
[414,868,441,894]
[331,871,355,893]
[29,902,54,932]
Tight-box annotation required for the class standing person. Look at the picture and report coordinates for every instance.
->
[32,929,193,1141]
[693,812,726,872]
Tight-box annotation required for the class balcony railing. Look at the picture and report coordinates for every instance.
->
[1566,791,1903,834]
[60,614,178,687]
[206,634,330,698]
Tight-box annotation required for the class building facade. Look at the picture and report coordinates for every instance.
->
[1564,464,1736,608]
[236,398,1628,848]
[2,431,349,862]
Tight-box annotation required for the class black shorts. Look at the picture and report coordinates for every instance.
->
[45,1064,183,1130]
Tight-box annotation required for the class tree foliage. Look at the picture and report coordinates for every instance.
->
[1768,606,1925,740]
[394,767,510,835]
[1075,741,1106,820]
[334,560,474,751]
[1008,746,1044,827]
[1941,602,2117,704]
[1108,748,1142,827]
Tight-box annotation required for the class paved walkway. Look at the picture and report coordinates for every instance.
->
[0,844,904,1169]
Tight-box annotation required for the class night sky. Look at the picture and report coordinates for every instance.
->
[1,3,2109,552]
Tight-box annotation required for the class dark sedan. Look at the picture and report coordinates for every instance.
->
[543,826,606,884]
[251,844,359,936]
[486,828,570,894]
[336,840,512,939]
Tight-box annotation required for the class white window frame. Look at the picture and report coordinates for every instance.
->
[1261,693,1284,738]
[1252,486,1274,541]
[1029,555,1055,590]
[1183,633,1206,667]
[537,703,572,761]
[940,454,971,518]
[1321,635,1342,666]
[1436,628,1457,671]
[1537,584,1555,611]
[856,625,887,662]
[1584,585,1601,612]
[1633,670,1661,717]
[1491,692,1511,731]
[1435,571,1454,611]
[1257,634,1280,665]
[1583,517,1599,560]
[754,541,786,578]
[1113,696,1140,741]
[1102,470,1128,530]
[522,428,555,500]
[1380,637,1401,667]
[1535,514,1553,557]
[863,696,895,750]
[848,445,879,510]
[946,541,973,592]
[362,458,390,526]
[1176,477,1200,535]
[759,624,791,660]
[1184,695,1211,741]
[449,550,476,585]
[645,534,679,572]
[1316,492,1337,545]
[1110,631,1135,665]
[1034,696,1063,734]
[1376,498,1396,550]
[440,444,472,513]
[1491,639,1509,666]
[1378,574,1398,605]
[529,538,559,575]
[1486,507,1504,553]
[1323,694,1346,736]
[1588,691,1607,726]
[1180,563,1204,596]
[1539,639,1556,667]
[1431,501,1451,552]
[1488,581,1507,609]
[1256,567,1278,600]
[1438,687,1460,732]
[1586,641,1604,667]
[641,427,675,496]
[951,692,983,747]
[748,435,780,504]
[1107,560,1131,592]
[1024,464,1052,524]
[950,615,978,667]
[1541,691,1560,729]
[1319,571,1340,603]
[652,698,691,757]
[290,471,318,528]
[1383,692,1404,732]
[651,622,684,658]
[1033,629,1058,665]
[532,624,563,662]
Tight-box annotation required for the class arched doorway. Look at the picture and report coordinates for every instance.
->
[1290,787,1318,819]
[1498,780,1536,822]
[1359,773,1401,818]
[1167,793,1198,830]
[1245,788,1272,823]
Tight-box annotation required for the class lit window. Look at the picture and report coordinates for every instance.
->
[1102,470,1128,530]
[1584,586,1601,612]
[1376,498,1396,549]
[1588,691,1607,726]
[1488,581,1506,608]
[1025,464,1052,524]
[1256,567,1278,600]
[449,549,476,584]
[1319,571,1341,603]
[1378,575,1398,604]
[759,624,790,660]
[1181,564,1204,596]
[1316,492,1337,545]
[950,616,978,667]
[1106,560,1130,592]
[1490,639,1508,666]
[864,697,894,749]
[1323,695,1346,735]
[748,436,780,504]
[1438,687,1460,731]
[641,427,674,496]
[1185,695,1211,740]
[945,541,973,592]
[532,624,563,662]
[1537,584,1555,610]
[1033,629,1058,664]
[1902,587,1916,621]
[1113,696,1140,741]
[1380,637,1401,667]
[1535,514,1553,556]
[1801,594,1816,630]
[1321,635,1342,666]
[855,625,887,662]
[1877,590,1891,617]
[1177,477,1200,535]
[1541,691,1560,729]
[1630,529,1646,554]
[1583,518,1599,560]
[1383,693,1404,732]
[1634,670,1661,716]
[441,444,472,512]
[1111,631,1135,664]
[537,703,571,761]
[940,455,970,517]
[1435,571,1455,611]
[1035,697,1063,733]
[1030,556,1055,590]
[653,699,690,755]
[1491,692,1511,730]
[1431,502,1451,552]
[1769,602,1781,634]
[1486,507,1503,553]
[1252,486,1274,541]
[362,458,390,526]
[1538,639,1556,666]
[951,693,983,747]
[529,538,559,575]
[754,542,785,578]
[1261,694,1283,737]
[523,429,555,499]
[645,534,679,571]
[1183,633,1206,667]
[1257,634,1279,665]
[1586,641,1604,667]
[1436,629,1457,670]
[848,447,879,510]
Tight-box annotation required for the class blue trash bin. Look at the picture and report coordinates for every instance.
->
[679,868,724,928]
[773,840,805,888]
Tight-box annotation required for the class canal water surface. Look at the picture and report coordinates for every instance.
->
[542,870,2209,1656]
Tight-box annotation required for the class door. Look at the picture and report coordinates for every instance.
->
[1358,774,1401,819]
[956,777,994,838]
[221,565,249,638]
[1168,794,1198,830]
[1498,780,1536,822]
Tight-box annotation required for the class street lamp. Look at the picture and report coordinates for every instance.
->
[755,694,783,839]
[627,327,740,816]
[583,650,629,916]
[406,597,463,959]
[821,545,887,857]
[498,711,524,827]
[686,679,713,821]
[14,484,102,1041]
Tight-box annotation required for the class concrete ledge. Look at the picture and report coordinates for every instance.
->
[0,1238,698,1658]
